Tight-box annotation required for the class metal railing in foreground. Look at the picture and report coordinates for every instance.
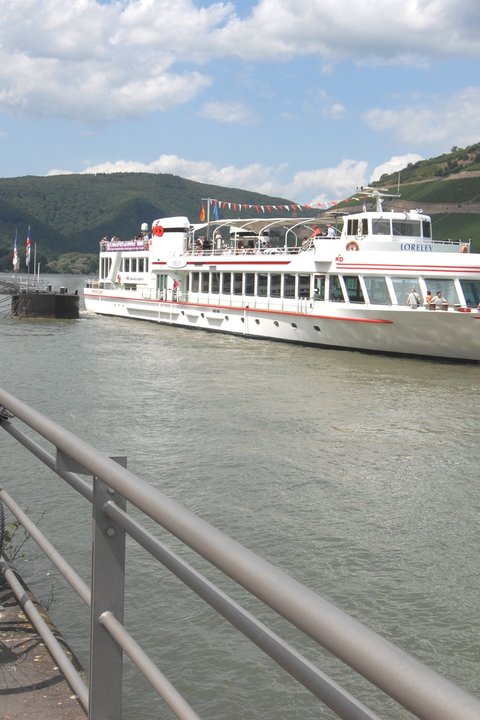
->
[0,387,478,720]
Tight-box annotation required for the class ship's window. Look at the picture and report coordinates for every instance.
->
[211,272,220,293]
[222,273,232,294]
[255,319,260,324]
[138,258,144,272]
[201,272,209,293]
[459,279,480,307]
[274,321,279,327]
[391,276,420,305]
[245,273,255,296]
[283,274,295,298]
[191,272,199,292]
[347,219,359,235]
[291,323,297,328]
[225,316,229,321]
[257,273,268,297]
[123,258,130,271]
[363,276,390,304]
[298,274,310,298]
[427,279,457,305]
[201,313,205,318]
[131,258,137,272]
[343,276,365,303]
[233,273,243,295]
[361,218,368,234]
[314,274,326,300]
[329,275,344,302]
[314,325,321,332]
[392,220,421,237]
[270,274,281,297]
[372,219,391,235]
[144,258,149,273]
[422,221,431,239]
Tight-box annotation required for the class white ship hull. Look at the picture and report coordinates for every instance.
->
[84,289,480,361]
[84,202,480,362]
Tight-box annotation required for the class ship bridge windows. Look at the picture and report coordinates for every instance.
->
[363,276,390,305]
[347,218,368,236]
[344,276,365,303]
[459,279,480,307]
[372,219,391,235]
[422,220,431,238]
[392,220,421,237]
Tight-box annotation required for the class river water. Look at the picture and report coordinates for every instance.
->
[0,274,479,719]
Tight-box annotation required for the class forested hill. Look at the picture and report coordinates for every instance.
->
[0,173,301,273]
[1,140,480,273]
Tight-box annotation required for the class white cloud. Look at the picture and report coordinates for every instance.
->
[370,154,423,183]
[364,87,480,147]
[200,100,257,124]
[0,1,479,122]
[50,153,367,205]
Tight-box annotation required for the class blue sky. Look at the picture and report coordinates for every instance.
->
[1,0,480,207]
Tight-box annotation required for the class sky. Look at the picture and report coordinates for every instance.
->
[1,0,480,208]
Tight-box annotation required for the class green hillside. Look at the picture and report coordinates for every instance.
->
[0,173,305,272]
[1,141,480,272]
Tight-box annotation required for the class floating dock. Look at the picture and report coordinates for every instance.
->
[0,280,79,319]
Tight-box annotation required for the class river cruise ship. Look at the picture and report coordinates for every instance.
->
[84,191,480,362]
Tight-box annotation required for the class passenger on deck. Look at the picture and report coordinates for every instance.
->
[326,224,336,238]
[425,290,433,305]
[407,288,420,308]
[432,290,447,306]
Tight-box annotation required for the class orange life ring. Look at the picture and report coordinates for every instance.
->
[346,241,359,251]
[153,225,164,237]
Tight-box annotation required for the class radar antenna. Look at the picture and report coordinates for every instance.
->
[356,187,400,211]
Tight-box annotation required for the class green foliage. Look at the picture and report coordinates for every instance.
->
[0,153,479,273]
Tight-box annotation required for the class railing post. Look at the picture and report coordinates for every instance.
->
[89,475,126,719]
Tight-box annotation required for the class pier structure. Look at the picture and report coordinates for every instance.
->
[0,278,79,318]
[0,388,479,720]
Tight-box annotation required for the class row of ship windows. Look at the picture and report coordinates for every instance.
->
[182,272,480,308]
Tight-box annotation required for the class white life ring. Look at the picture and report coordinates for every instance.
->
[346,241,359,251]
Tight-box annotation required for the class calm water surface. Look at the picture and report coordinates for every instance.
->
[0,274,479,719]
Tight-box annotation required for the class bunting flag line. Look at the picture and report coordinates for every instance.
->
[199,194,354,219]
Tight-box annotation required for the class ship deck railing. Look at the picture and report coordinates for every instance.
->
[1,388,479,720]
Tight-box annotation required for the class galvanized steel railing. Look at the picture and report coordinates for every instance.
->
[0,387,479,720]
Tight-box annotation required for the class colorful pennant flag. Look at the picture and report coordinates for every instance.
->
[13,230,19,272]
[26,227,31,268]
[199,206,206,222]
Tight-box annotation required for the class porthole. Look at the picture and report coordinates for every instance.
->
[274,321,279,327]
[241,317,245,323]
[291,323,297,329]
[255,319,260,325]
[314,325,321,332]
[181,310,185,316]
[225,316,229,321]
[201,312,205,318]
